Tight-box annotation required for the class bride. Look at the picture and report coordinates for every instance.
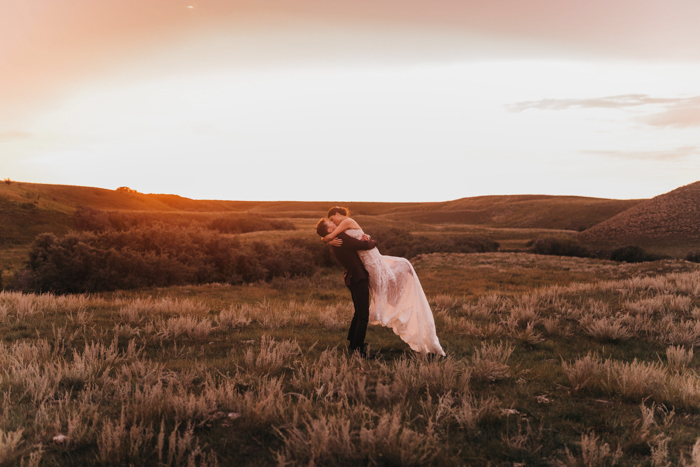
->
[321,207,445,356]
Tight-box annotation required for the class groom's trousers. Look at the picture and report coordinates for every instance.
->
[347,278,370,351]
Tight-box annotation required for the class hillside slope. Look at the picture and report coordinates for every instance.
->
[578,181,700,256]
[0,180,645,245]
[387,195,642,231]
[0,181,186,213]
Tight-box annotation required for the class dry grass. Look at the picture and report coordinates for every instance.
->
[432,293,456,309]
[0,429,24,464]
[2,253,700,465]
[667,346,694,372]
[471,341,514,382]
[242,336,300,374]
[556,431,624,467]
[585,317,632,342]
[275,406,439,466]
[155,316,214,341]
[216,305,252,329]
[318,304,350,331]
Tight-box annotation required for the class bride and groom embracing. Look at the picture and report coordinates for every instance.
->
[316,207,445,357]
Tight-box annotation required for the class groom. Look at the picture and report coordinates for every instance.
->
[316,219,378,356]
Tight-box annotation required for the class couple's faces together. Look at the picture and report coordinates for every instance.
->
[326,213,342,232]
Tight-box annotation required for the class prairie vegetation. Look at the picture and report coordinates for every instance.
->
[74,205,296,234]
[3,180,700,464]
[2,253,700,465]
[8,225,498,294]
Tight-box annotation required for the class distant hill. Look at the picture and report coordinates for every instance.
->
[386,195,642,231]
[0,181,416,215]
[0,180,644,246]
[578,181,700,256]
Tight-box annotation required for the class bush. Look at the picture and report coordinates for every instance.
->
[527,236,592,258]
[686,251,700,263]
[209,215,295,234]
[116,186,139,194]
[610,245,660,263]
[15,224,499,293]
[74,205,112,232]
[365,227,499,259]
[15,226,317,293]
[73,206,295,235]
[288,237,336,268]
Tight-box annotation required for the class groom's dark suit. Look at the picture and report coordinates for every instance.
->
[330,233,378,352]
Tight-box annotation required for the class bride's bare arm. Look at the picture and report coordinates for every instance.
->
[322,218,361,242]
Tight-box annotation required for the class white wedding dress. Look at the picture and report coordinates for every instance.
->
[345,229,445,356]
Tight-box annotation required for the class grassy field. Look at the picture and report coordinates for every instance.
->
[3,253,700,466]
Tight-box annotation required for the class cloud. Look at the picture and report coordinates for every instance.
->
[582,145,699,161]
[507,94,700,128]
[0,131,32,142]
[507,94,685,112]
[641,97,700,128]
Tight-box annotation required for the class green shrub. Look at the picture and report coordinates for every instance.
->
[288,237,336,268]
[610,245,660,263]
[74,206,296,235]
[74,205,112,232]
[365,227,499,259]
[15,226,315,293]
[209,215,295,234]
[527,236,592,258]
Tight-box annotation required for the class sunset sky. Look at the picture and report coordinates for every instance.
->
[1,0,699,202]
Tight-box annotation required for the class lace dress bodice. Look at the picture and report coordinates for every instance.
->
[345,229,444,355]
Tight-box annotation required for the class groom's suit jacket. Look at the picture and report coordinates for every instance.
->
[330,233,378,287]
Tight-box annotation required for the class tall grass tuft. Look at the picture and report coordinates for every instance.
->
[667,345,694,372]
[433,293,456,309]
[509,303,539,328]
[97,409,154,465]
[561,353,607,392]
[471,341,514,382]
[388,354,471,396]
[318,304,348,331]
[242,336,300,374]
[217,305,252,330]
[423,392,501,432]
[275,407,439,466]
[155,316,213,341]
[681,439,700,466]
[585,317,632,342]
[579,431,623,466]
[0,429,24,464]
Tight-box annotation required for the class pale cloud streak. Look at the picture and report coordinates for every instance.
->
[641,97,700,128]
[508,94,700,127]
[582,146,699,162]
[507,94,682,112]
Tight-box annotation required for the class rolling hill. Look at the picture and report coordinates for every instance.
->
[578,181,700,256]
[0,180,643,246]
[385,195,642,231]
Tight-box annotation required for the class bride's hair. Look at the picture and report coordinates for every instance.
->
[327,206,349,217]
[315,218,330,237]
